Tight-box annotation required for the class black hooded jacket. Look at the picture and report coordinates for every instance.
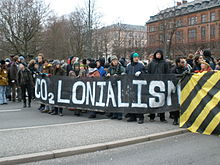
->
[147,50,169,74]
[203,50,216,70]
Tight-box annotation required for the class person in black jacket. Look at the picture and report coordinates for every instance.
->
[147,50,169,122]
[125,53,145,124]
[51,60,66,116]
[203,50,216,70]
[17,63,34,108]
[171,57,190,125]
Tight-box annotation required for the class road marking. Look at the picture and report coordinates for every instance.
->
[0,119,110,132]
[0,109,22,113]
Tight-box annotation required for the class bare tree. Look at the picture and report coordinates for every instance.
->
[40,15,71,59]
[68,9,87,59]
[0,0,49,57]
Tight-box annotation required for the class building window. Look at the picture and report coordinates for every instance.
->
[176,20,183,27]
[175,31,183,42]
[210,12,216,22]
[201,14,207,23]
[210,25,215,38]
[149,35,156,44]
[159,24,164,31]
[188,16,197,25]
[201,27,206,40]
[149,26,156,32]
[188,29,197,40]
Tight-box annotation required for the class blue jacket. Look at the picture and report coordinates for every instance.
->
[98,66,106,77]
[126,62,145,75]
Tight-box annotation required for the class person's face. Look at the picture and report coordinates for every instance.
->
[34,64,39,69]
[198,56,204,63]
[19,64,25,70]
[133,57,139,63]
[75,66,80,71]
[96,61,100,67]
[56,64,60,68]
[38,56,43,63]
[156,53,162,59]
[112,59,118,66]
[217,60,220,64]
[179,59,186,67]
[44,61,48,66]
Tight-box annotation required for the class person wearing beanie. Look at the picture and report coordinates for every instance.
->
[87,62,100,78]
[50,60,66,116]
[106,55,125,120]
[0,60,9,105]
[125,52,146,124]
[199,60,213,73]
[147,49,169,123]
[18,56,25,64]
[17,63,34,108]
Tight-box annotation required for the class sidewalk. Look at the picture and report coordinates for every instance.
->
[0,115,187,164]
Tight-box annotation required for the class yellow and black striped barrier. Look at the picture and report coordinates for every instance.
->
[180,71,220,136]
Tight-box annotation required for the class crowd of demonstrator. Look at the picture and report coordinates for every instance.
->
[0,49,219,125]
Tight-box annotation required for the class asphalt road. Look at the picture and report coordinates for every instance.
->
[23,133,220,165]
[0,101,179,158]
[0,101,103,129]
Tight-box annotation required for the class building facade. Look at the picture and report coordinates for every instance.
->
[95,23,147,59]
[146,0,220,58]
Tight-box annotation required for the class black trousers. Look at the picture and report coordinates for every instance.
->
[20,84,32,104]
[149,113,165,121]
[129,113,144,120]
[170,111,179,122]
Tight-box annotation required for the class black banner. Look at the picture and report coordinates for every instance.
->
[35,74,180,114]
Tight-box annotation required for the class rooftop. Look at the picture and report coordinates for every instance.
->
[147,0,220,24]
[103,23,146,31]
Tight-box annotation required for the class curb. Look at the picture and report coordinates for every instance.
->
[0,128,188,165]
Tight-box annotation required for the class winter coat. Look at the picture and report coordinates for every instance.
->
[17,68,34,86]
[9,62,18,81]
[186,59,194,68]
[108,63,125,75]
[126,62,145,75]
[98,66,106,77]
[204,56,216,70]
[66,64,73,76]
[171,66,189,74]
[88,69,100,78]
[53,68,66,76]
[37,62,44,73]
[147,59,169,74]
[0,68,8,86]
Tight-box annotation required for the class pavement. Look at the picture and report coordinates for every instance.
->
[0,101,187,165]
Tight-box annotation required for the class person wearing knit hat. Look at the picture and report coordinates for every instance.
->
[200,60,213,72]
[107,55,125,120]
[111,55,118,61]
[125,52,146,124]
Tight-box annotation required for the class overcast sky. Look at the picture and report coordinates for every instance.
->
[45,0,193,26]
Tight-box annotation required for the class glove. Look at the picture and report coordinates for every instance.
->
[135,71,141,77]
[121,73,126,76]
